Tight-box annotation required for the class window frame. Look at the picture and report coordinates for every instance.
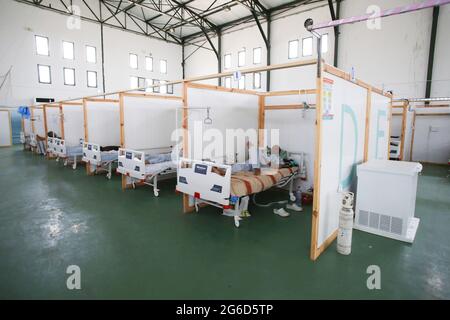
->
[253,72,261,89]
[63,67,76,86]
[152,79,160,93]
[86,45,97,64]
[62,41,75,60]
[37,64,52,84]
[253,47,262,65]
[129,53,138,69]
[288,40,299,59]
[160,59,167,74]
[238,75,245,90]
[224,53,232,70]
[146,56,154,71]
[302,36,313,57]
[87,71,98,88]
[238,50,246,67]
[35,35,50,56]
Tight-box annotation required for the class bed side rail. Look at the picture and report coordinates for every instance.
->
[82,142,102,166]
[117,148,146,180]
[29,133,37,147]
[176,158,232,206]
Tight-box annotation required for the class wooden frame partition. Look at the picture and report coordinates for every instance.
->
[0,109,12,147]
[391,100,408,160]
[409,111,450,164]
[119,91,183,190]
[310,63,392,261]
[82,97,120,175]
[181,82,261,213]
[43,103,62,158]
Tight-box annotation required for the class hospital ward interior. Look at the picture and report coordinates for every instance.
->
[1,0,450,301]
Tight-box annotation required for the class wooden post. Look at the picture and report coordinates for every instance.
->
[399,101,408,160]
[119,93,127,190]
[363,88,372,162]
[258,95,265,148]
[82,99,91,175]
[387,98,393,158]
[409,111,417,161]
[182,82,192,213]
[310,65,324,261]
[43,105,49,158]
[59,103,65,140]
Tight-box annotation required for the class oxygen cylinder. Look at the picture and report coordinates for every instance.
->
[337,192,355,255]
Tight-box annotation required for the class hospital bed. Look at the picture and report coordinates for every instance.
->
[82,142,119,179]
[117,147,177,197]
[29,133,37,152]
[46,137,57,157]
[176,158,300,227]
[54,139,84,170]
[20,132,31,151]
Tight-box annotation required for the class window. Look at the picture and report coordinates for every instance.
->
[35,36,49,56]
[253,73,261,89]
[145,79,152,93]
[167,83,174,94]
[160,80,167,94]
[63,41,74,60]
[224,77,232,88]
[86,46,97,63]
[160,59,167,74]
[63,68,75,86]
[238,50,246,67]
[224,54,232,69]
[321,34,329,53]
[238,75,245,90]
[153,79,160,93]
[137,77,146,91]
[288,40,299,59]
[253,47,262,64]
[87,71,97,88]
[302,37,313,56]
[146,56,153,71]
[129,54,138,69]
[38,65,51,84]
[130,76,138,89]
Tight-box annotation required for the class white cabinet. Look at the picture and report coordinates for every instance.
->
[354,160,422,243]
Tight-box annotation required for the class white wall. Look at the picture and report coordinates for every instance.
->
[0,0,182,107]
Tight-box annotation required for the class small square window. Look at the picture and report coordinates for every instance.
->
[224,77,232,88]
[160,80,167,94]
[238,75,245,90]
[321,34,329,53]
[87,71,97,88]
[38,65,51,84]
[129,54,138,69]
[167,83,174,94]
[302,37,313,56]
[153,79,160,93]
[138,77,146,91]
[130,76,138,89]
[35,36,49,56]
[253,73,261,89]
[224,54,232,69]
[64,68,75,86]
[238,50,246,67]
[160,60,167,74]
[288,40,299,59]
[146,57,153,71]
[63,41,74,60]
[145,79,152,93]
[86,46,97,63]
[253,48,262,64]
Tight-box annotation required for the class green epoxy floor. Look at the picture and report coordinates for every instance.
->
[0,146,449,299]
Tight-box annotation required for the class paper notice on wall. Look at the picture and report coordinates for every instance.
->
[322,78,334,120]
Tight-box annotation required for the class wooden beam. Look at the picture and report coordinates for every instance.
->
[265,104,316,110]
[122,92,183,100]
[59,103,65,140]
[262,89,316,96]
[409,111,416,161]
[258,95,265,148]
[82,99,91,175]
[181,82,193,213]
[310,64,324,261]
[186,82,259,95]
[363,88,372,162]
[399,101,408,160]
[84,98,120,103]
[119,93,127,190]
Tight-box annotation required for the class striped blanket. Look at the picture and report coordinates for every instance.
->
[230,167,298,197]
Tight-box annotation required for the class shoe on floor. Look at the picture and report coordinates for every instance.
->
[286,203,303,212]
[273,208,290,217]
